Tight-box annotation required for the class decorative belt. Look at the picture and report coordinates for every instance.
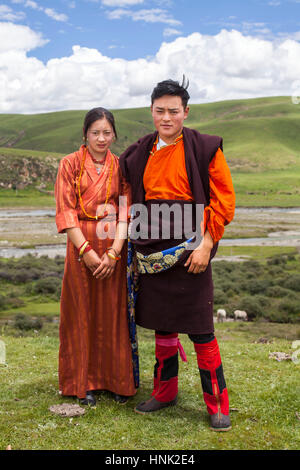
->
[136,237,194,274]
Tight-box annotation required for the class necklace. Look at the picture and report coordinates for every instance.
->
[90,153,105,165]
[149,133,183,158]
[77,146,114,220]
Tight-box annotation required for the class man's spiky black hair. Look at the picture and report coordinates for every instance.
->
[151,75,190,109]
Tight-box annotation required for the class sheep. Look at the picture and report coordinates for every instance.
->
[217,309,226,323]
[234,310,248,321]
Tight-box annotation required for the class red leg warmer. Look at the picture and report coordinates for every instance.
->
[152,332,179,403]
[194,338,229,416]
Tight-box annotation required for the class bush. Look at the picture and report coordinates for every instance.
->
[239,261,263,279]
[218,279,240,294]
[0,270,14,282]
[32,277,61,295]
[5,297,25,309]
[267,256,287,266]
[14,313,43,331]
[0,255,65,285]
[0,294,6,310]
[247,279,272,295]
[266,310,298,323]
[0,293,25,311]
[282,275,300,292]
[278,299,300,316]
[265,286,297,298]
[214,288,227,304]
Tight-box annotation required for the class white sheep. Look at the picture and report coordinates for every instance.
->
[234,310,248,321]
[217,309,226,323]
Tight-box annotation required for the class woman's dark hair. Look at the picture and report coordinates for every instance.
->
[83,107,117,143]
[151,76,190,109]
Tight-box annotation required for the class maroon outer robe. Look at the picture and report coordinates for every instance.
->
[119,127,223,334]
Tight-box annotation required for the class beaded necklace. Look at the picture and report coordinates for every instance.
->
[149,133,183,158]
[77,146,114,220]
[90,154,105,164]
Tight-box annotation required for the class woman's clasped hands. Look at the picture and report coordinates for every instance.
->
[82,249,117,280]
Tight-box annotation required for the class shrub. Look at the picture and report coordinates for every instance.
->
[246,279,272,295]
[12,269,33,283]
[14,313,43,331]
[282,275,300,292]
[278,299,300,316]
[218,279,240,294]
[267,266,285,277]
[0,271,14,282]
[242,259,262,273]
[265,286,297,298]
[0,294,6,310]
[32,277,61,295]
[0,293,25,311]
[214,288,227,304]
[5,297,25,309]
[266,310,298,323]
[267,256,287,266]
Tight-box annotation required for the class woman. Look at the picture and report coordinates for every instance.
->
[55,107,137,406]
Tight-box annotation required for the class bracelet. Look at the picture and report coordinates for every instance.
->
[83,245,92,255]
[107,246,121,259]
[106,249,121,261]
[78,241,87,251]
[79,241,89,257]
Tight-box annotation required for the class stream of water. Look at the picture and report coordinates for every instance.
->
[0,207,299,258]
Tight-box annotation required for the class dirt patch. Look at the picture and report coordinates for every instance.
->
[49,403,85,417]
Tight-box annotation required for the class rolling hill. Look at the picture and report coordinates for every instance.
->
[0,96,299,207]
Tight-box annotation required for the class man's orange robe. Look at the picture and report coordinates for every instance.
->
[55,146,136,399]
[143,136,235,243]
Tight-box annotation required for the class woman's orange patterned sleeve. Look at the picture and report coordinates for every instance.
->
[55,157,80,233]
[204,148,235,244]
[118,168,132,223]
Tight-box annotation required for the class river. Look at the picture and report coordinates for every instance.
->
[0,207,299,258]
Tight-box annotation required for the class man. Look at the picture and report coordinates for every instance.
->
[119,78,235,431]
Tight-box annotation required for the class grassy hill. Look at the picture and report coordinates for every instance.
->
[0,96,300,207]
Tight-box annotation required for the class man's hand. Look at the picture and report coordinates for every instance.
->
[184,230,214,274]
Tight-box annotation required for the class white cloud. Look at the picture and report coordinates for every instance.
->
[44,8,68,22]
[0,21,48,52]
[8,0,69,22]
[107,8,181,25]
[163,27,182,37]
[1,24,300,113]
[101,0,144,5]
[0,4,25,21]
[24,1,39,9]
[278,30,300,41]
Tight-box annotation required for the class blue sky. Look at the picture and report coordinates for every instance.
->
[5,0,300,62]
[1,0,300,112]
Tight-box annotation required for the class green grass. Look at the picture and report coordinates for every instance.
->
[216,246,298,260]
[0,188,55,208]
[0,322,299,450]
[3,302,60,318]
